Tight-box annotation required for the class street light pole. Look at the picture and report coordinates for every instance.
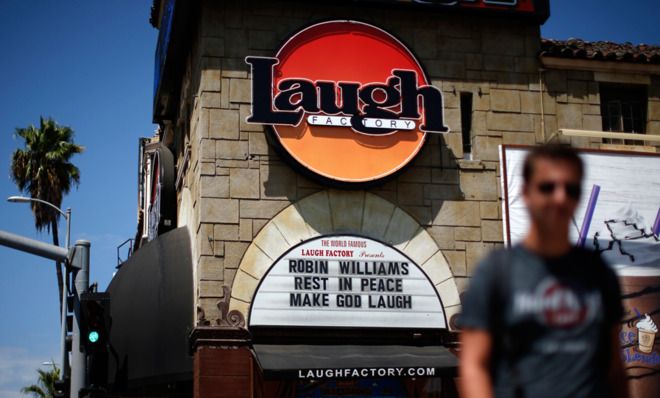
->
[65,207,71,251]
[7,196,73,390]
[70,240,90,398]
[62,207,71,382]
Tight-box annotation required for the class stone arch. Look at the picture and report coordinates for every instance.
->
[229,190,462,330]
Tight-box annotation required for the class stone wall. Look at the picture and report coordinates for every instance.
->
[168,0,660,324]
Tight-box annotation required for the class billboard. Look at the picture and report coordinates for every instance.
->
[501,145,660,277]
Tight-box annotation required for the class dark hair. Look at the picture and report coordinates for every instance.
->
[522,144,584,183]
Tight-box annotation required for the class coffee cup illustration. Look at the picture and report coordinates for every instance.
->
[635,314,657,354]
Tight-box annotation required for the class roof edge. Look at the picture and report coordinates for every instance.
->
[540,38,660,66]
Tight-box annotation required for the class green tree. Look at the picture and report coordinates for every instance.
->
[10,117,84,309]
[20,363,60,398]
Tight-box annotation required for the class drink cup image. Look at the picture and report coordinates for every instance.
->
[635,314,657,354]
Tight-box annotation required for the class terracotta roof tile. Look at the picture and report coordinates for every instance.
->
[540,38,660,65]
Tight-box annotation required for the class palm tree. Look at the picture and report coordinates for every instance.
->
[10,117,83,310]
[21,363,60,398]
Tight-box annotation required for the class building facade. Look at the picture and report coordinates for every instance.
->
[108,1,660,397]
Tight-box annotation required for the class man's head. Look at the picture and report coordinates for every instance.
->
[522,144,584,237]
[523,144,583,185]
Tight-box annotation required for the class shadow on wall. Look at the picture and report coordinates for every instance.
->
[261,130,463,230]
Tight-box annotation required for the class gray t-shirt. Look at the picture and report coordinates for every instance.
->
[460,245,623,398]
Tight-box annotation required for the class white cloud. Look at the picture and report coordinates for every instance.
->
[0,346,57,396]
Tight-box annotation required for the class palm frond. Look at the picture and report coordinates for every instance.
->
[10,117,83,231]
[20,384,47,398]
[20,363,59,397]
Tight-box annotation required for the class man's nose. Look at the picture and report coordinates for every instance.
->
[552,185,571,203]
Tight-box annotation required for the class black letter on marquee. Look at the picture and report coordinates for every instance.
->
[245,56,303,125]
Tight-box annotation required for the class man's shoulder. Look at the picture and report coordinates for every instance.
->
[568,246,610,268]
[473,246,509,274]
[566,246,620,289]
[570,245,600,257]
[481,245,522,262]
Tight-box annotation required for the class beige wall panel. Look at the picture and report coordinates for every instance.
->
[361,193,396,239]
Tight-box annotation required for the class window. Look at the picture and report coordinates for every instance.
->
[460,92,473,159]
[600,84,647,145]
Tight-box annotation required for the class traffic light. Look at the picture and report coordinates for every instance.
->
[53,378,69,398]
[80,292,111,390]
[80,292,110,353]
[65,294,74,352]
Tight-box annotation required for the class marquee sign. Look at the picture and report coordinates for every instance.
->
[246,20,448,184]
[249,235,446,329]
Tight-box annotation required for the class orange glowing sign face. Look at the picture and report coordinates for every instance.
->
[246,20,448,185]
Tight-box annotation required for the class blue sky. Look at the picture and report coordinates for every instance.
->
[0,0,657,396]
[0,1,156,396]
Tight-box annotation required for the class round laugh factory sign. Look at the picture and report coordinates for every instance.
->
[246,20,448,184]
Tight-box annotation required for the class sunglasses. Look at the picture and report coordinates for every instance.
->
[536,181,581,200]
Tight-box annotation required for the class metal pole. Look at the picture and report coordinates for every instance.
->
[0,230,68,261]
[60,263,69,380]
[60,270,70,381]
[65,209,71,250]
[70,240,90,398]
[7,196,68,218]
[60,208,72,382]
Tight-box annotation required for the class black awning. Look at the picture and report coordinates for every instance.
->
[252,344,458,380]
[106,226,193,389]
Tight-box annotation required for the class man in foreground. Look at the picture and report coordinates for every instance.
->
[459,144,629,398]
